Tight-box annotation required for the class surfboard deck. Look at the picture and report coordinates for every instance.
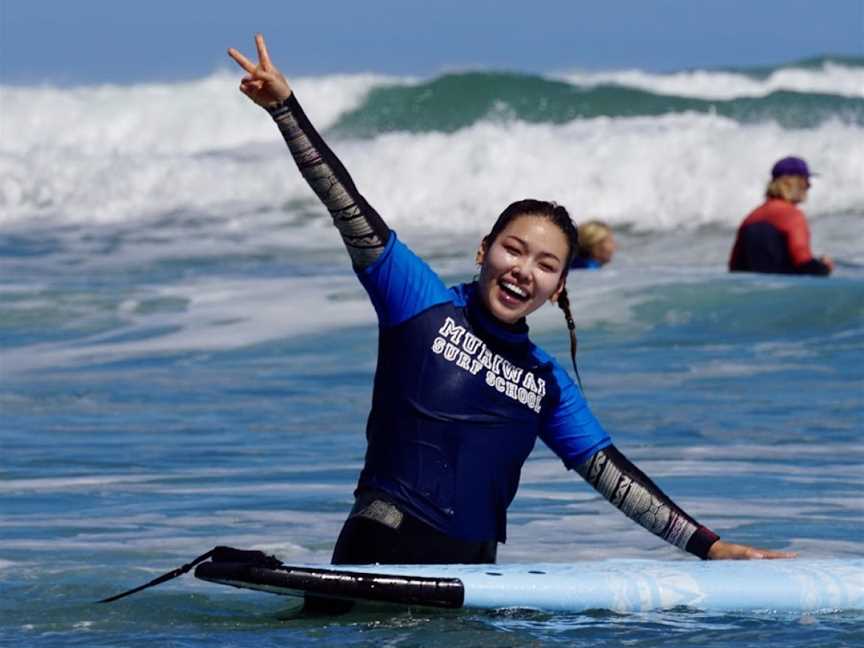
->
[195,558,864,613]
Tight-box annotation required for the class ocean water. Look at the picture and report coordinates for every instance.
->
[1,56,863,647]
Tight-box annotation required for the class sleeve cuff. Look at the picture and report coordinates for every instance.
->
[795,258,831,276]
[266,94,299,120]
[686,526,720,560]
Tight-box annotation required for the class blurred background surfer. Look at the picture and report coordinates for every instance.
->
[729,156,833,276]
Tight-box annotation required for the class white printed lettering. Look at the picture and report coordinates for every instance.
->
[463,332,483,355]
[444,343,459,361]
[438,317,466,345]
[432,317,545,413]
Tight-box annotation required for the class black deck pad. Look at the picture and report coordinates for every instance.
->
[194,561,465,609]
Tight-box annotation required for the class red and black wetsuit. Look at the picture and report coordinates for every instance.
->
[729,199,830,275]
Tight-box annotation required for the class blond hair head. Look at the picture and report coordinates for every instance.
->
[765,177,799,201]
[577,220,613,258]
[765,175,810,204]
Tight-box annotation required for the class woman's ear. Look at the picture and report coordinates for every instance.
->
[548,277,566,304]
[475,241,487,265]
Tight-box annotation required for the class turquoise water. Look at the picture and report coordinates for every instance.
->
[2,220,862,646]
[2,56,863,646]
[332,71,864,136]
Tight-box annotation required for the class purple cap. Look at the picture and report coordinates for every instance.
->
[771,156,814,179]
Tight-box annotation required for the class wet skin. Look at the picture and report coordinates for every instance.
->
[476,215,569,325]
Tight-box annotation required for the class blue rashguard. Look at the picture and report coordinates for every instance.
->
[267,93,720,560]
[357,234,610,542]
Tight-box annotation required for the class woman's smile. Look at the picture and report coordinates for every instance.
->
[477,215,569,324]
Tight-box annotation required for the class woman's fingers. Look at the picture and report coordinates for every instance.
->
[760,548,798,559]
[708,540,797,560]
[742,545,797,559]
[228,47,257,74]
[229,34,291,106]
[255,33,273,71]
[229,40,278,81]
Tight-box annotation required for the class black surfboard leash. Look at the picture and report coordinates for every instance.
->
[98,546,283,603]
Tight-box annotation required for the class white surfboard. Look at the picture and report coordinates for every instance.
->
[195,558,864,613]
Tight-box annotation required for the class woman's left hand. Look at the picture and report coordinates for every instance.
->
[707,539,797,560]
[228,33,292,108]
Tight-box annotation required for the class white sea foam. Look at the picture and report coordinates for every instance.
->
[559,61,864,99]
[0,474,165,492]
[0,274,377,372]
[1,71,393,156]
[0,466,273,493]
[2,73,862,232]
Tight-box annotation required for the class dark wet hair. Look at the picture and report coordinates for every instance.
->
[483,199,583,388]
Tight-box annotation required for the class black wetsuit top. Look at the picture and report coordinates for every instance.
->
[266,94,720,564]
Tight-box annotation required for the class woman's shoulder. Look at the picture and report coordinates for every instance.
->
[526,342,577,389]
[447,281,473,307]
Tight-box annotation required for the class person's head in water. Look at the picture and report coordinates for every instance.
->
[576,220,616,267]
[766,156,812,205]
[475,199,582,377]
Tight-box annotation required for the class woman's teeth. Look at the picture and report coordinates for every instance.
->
[501,281,528,301]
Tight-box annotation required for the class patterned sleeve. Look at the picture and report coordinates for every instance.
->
[575,445,720,559]
[267,94,389,271]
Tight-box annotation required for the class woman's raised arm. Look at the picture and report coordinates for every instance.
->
[228,34,390,270]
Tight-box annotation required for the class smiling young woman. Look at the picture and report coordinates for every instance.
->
[476,206,571,324]
[227,34,795,595]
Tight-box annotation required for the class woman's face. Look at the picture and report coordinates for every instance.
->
[476,215,569,325]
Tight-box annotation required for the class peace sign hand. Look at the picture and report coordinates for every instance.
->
[228,34,292,108]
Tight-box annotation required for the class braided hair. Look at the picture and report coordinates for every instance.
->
[483,199,583,388]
